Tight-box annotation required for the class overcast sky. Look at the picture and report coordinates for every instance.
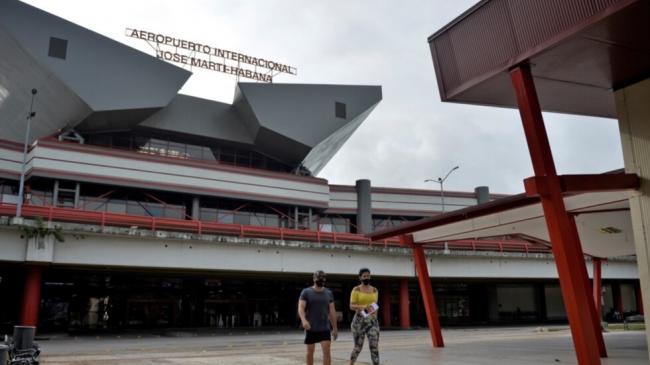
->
[23,0,624,194]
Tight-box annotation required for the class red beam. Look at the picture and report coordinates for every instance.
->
[593,258,603,319]
[407,235,444,347]
[368,193,539,241]
[20,266,42,326]
[590,257,607,357]
[511,64,603,365]
[524,174,639,196]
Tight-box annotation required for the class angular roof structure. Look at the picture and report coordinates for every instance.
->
[0,0,381,175]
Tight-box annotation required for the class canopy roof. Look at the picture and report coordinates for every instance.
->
[370,187,635,258]
[428,0,650,118]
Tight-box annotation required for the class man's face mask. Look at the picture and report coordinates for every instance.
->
[315,279,325,287]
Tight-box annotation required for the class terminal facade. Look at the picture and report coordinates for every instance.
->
[0,0,642,333]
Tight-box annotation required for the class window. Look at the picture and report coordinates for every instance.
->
[200,208,218,221]
[48,37,68,60]
[234,212,250,225]
[335,102,346,119]
[107,199,126,214]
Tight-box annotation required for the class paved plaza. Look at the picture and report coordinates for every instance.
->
[38,326,647,365]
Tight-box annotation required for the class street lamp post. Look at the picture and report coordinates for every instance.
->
[425,166,459,213]
[16,88,37,219]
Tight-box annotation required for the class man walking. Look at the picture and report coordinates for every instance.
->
[298,270,338,365]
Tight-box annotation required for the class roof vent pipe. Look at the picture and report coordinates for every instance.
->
[356,179,372,234]
[475,186,490,204]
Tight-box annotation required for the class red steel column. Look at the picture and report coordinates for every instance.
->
[20,266,43,326]
[408,235,444,347]
[511,64,603,364]
[381,281,392,327]
[593,258,603,320]
[399,277,410,329]
[591,256,607,351]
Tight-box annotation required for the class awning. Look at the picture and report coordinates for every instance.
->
[428,0,650,118]
[370,189,635,258]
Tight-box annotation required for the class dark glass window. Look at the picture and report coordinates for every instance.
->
[48,37,68,60]
[335,102,346,119]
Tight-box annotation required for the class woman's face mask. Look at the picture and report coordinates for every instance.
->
[361,278,371,286]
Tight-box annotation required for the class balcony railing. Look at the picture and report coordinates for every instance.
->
[0,203,551,254]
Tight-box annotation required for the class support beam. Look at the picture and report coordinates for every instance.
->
[588,257,607,357]
[408,235,444,347]
[523,174,639,196]
[381,282,391,328]
[593,258,603,320]
[20,266,42,327]
[191,196,200,220]
[510,64,603,365]
[399,277,410,329]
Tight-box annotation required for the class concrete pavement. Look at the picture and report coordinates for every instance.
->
[38,326,648,364]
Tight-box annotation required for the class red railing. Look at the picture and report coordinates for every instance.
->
[0,203,396,247]
[0,203,551,253]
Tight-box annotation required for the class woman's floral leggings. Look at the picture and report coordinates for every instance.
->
[350,314,380,364]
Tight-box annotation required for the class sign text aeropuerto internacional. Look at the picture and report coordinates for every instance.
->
[126,28,297,83]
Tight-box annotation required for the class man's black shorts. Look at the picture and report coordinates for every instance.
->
[304,330,331,344]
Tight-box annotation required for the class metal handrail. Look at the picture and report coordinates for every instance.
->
[0,203,549,253]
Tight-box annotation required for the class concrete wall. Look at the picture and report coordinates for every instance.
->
[22,142,331,208]
[0,225,638,280]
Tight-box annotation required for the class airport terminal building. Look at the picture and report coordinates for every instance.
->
[0,0,642,333]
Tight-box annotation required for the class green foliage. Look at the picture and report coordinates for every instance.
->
[20,216,65,243]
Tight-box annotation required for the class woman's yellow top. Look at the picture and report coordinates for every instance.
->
[350,286,378,307]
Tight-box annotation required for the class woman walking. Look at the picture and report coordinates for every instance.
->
[349,268,380,365]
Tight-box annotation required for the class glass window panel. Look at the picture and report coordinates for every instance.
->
[251,157,265,169]
[236,151,251,167]
[126,202,147,216]
[85,200,107,211]
[107,199,126,214]
[89,135,111,147]
[185,145,203,160]
[164,206,185,219]
[250,212,265,226]
[133,136,149,148]
[167,142,186,158]
[202,147,217,161]
[234,212,250,225]
[28,193,44,205]
[113,136,132,149]
[218,210,234,224]
[145,203,165,217]
[220,152,235,164]
[265,214,279,227]
[200,208,218,221]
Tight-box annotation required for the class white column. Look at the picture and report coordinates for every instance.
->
[615,77,650,357]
